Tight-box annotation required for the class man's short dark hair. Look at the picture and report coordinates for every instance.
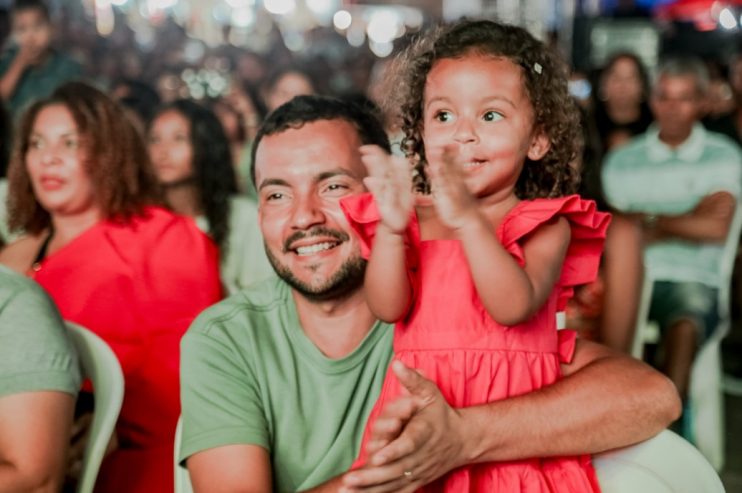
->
[250,95,391,185]
[12,0,50,21]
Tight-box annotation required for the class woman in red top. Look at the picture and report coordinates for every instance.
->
[0,82,222,493]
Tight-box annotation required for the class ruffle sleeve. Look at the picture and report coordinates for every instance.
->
[339,192,419,262]
[340,193,421,304]
[498,195,611,310]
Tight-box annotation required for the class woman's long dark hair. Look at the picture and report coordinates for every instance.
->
[149,99,237,250]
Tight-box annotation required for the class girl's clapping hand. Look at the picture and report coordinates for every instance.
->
[360,145,415,235]
[427,146,480,231]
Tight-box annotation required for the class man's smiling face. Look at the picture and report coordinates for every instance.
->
[255,118,368,302]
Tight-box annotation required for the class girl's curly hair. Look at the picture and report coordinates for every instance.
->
[385,19,581,199]
[7,82,161,235]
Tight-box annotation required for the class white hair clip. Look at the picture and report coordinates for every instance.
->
[533,62,543,75]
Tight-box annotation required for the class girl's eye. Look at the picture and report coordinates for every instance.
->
[483,111,503,122]
[64,139,79,149]
[434,111,453,123]
[28,138,42,149]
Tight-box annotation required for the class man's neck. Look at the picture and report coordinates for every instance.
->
[292,288,378,359]
[658,126,693,149]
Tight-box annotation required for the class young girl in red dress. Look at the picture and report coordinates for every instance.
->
[341,20,611,491]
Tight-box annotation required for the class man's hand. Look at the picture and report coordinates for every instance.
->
[340,361,470,492]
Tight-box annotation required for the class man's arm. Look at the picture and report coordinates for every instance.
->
[188,445,272,493]
[0,391,75,493]
[341,339,681,491]
[636,191,736,243]
[188,443,352,493]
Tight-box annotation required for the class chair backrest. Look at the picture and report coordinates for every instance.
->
[174,416,194,493]
[714,203,742,328]
[65,322,124,493]
[593,430,725,493]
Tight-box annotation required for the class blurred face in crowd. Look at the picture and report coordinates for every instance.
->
[650,74,704,147]
[265,72,315,112]
[12,7,51,63]
[147,110,195,186]
[26,104,98,217]
[600,56,644,107]
[254,119,367,301]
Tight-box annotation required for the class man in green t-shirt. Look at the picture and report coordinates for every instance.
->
[180,96,681,492]
[0,264,81,491]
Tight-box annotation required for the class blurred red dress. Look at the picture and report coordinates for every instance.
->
[342,193,610,492]
[32,206,222,493]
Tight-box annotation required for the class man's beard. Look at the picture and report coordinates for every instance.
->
[265,227,367,302]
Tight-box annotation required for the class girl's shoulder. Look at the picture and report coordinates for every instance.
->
[499,195,608,237]
[499,195,611,262]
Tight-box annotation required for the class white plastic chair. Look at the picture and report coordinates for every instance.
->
[631,207,742,471]
[66,322,125,493]
[174,417,194,493]
[593,430,725,493]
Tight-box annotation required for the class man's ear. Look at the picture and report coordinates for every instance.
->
[527,130,550,161]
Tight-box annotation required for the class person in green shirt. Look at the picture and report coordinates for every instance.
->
[180,95,681,492]
[0,264,81,491]
[0,0,82,120]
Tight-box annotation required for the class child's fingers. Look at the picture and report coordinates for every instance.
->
[359,145,391,165]
[359,144,387,155]
[362,177,383,197]
[441,145,459,171]
[360,153,388,180]
[391,156,413,185]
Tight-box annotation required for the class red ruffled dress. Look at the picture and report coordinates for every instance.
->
[31,207,223,493]
[341,193,611,492]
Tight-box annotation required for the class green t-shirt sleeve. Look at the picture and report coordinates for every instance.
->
[180,319,269,463]
[0,274,81,397]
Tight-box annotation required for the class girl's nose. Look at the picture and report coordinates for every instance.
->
[452,119,478,144]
